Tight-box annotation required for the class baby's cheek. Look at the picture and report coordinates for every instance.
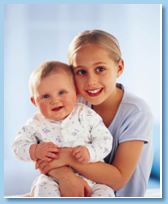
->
[39,102,48,116]
[65,99,76,113]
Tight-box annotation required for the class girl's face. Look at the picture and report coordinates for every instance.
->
[31,72,78,121]
[72,44,123,106]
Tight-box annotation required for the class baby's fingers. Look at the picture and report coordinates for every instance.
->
[42,157,52,162]
[71,147,80,156]
[47,152,60,159]
[72,151,84,162]
[76,156,85,163]
[48,147,60,154]
[74,151,82,159]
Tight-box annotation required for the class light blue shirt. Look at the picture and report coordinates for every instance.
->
[78,83,154,197]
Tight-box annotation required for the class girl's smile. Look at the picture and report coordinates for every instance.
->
[72,43,124,106]
[86,88,103,97]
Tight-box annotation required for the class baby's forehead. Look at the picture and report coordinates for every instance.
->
[42,69,73,82]
[42,66,71,77]
[51,68,76,84]
[39,69,75,86]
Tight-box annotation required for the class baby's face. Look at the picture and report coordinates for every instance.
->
[32,71,78,121]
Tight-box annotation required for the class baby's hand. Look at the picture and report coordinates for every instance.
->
[71,146,90,164]
[35,142,60,161]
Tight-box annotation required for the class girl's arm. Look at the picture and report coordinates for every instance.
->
[38,140,144,191]
[70,140,144,191]
[48,166,92,197]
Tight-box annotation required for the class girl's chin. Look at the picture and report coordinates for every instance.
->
[83,96,104,106]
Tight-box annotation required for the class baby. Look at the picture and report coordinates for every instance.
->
[12,61,114,197]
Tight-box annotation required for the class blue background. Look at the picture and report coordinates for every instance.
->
[1,0,167,203]
[3,3,160,196]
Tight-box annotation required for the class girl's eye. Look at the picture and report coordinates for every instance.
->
[59,91,65,95]
[43,94,49,98]
[96,67,104,72]
[77,70,86,75]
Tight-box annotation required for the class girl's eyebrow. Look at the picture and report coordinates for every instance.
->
[73,66,83,70]
[73,62,106,70]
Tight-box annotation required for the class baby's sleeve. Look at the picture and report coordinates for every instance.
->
[84,109,113,163]
[12,119,39,162]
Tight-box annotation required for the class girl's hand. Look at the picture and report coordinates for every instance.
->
[35,159,49,174]
[72,146,90,164]
[35,158,65,174]
[49,167,92,197]
[59,173,92,197]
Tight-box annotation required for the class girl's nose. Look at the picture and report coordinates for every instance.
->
[87,73,98,87]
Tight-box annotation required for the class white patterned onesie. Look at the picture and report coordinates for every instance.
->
[12,103,114,197]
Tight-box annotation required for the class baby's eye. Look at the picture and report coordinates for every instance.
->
[96,67,104,72]
[59,91,65,95]
[43,94,49,99]
[77,70,86,75]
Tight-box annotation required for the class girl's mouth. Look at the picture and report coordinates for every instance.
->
[86,88,103,96]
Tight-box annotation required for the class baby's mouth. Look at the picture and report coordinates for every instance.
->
[52,106,63,111]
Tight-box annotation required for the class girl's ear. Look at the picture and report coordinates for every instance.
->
[117,59,124,78]
[30,97,36,107]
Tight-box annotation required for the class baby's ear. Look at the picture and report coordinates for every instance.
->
[30,97,36,107]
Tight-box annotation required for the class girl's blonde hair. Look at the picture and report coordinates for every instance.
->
[68,30,121,65]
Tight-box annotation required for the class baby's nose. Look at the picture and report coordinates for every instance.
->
[50,96,59,105]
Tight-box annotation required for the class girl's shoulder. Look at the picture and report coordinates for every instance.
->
[114,84,154,142]
[119,84,152,114]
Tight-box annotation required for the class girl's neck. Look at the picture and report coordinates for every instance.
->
[92,88,123,127]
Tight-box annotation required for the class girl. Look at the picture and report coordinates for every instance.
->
[36,30,154,197]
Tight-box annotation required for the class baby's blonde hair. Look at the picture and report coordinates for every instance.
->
[29,61,75,96]
[68,30,121,65]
